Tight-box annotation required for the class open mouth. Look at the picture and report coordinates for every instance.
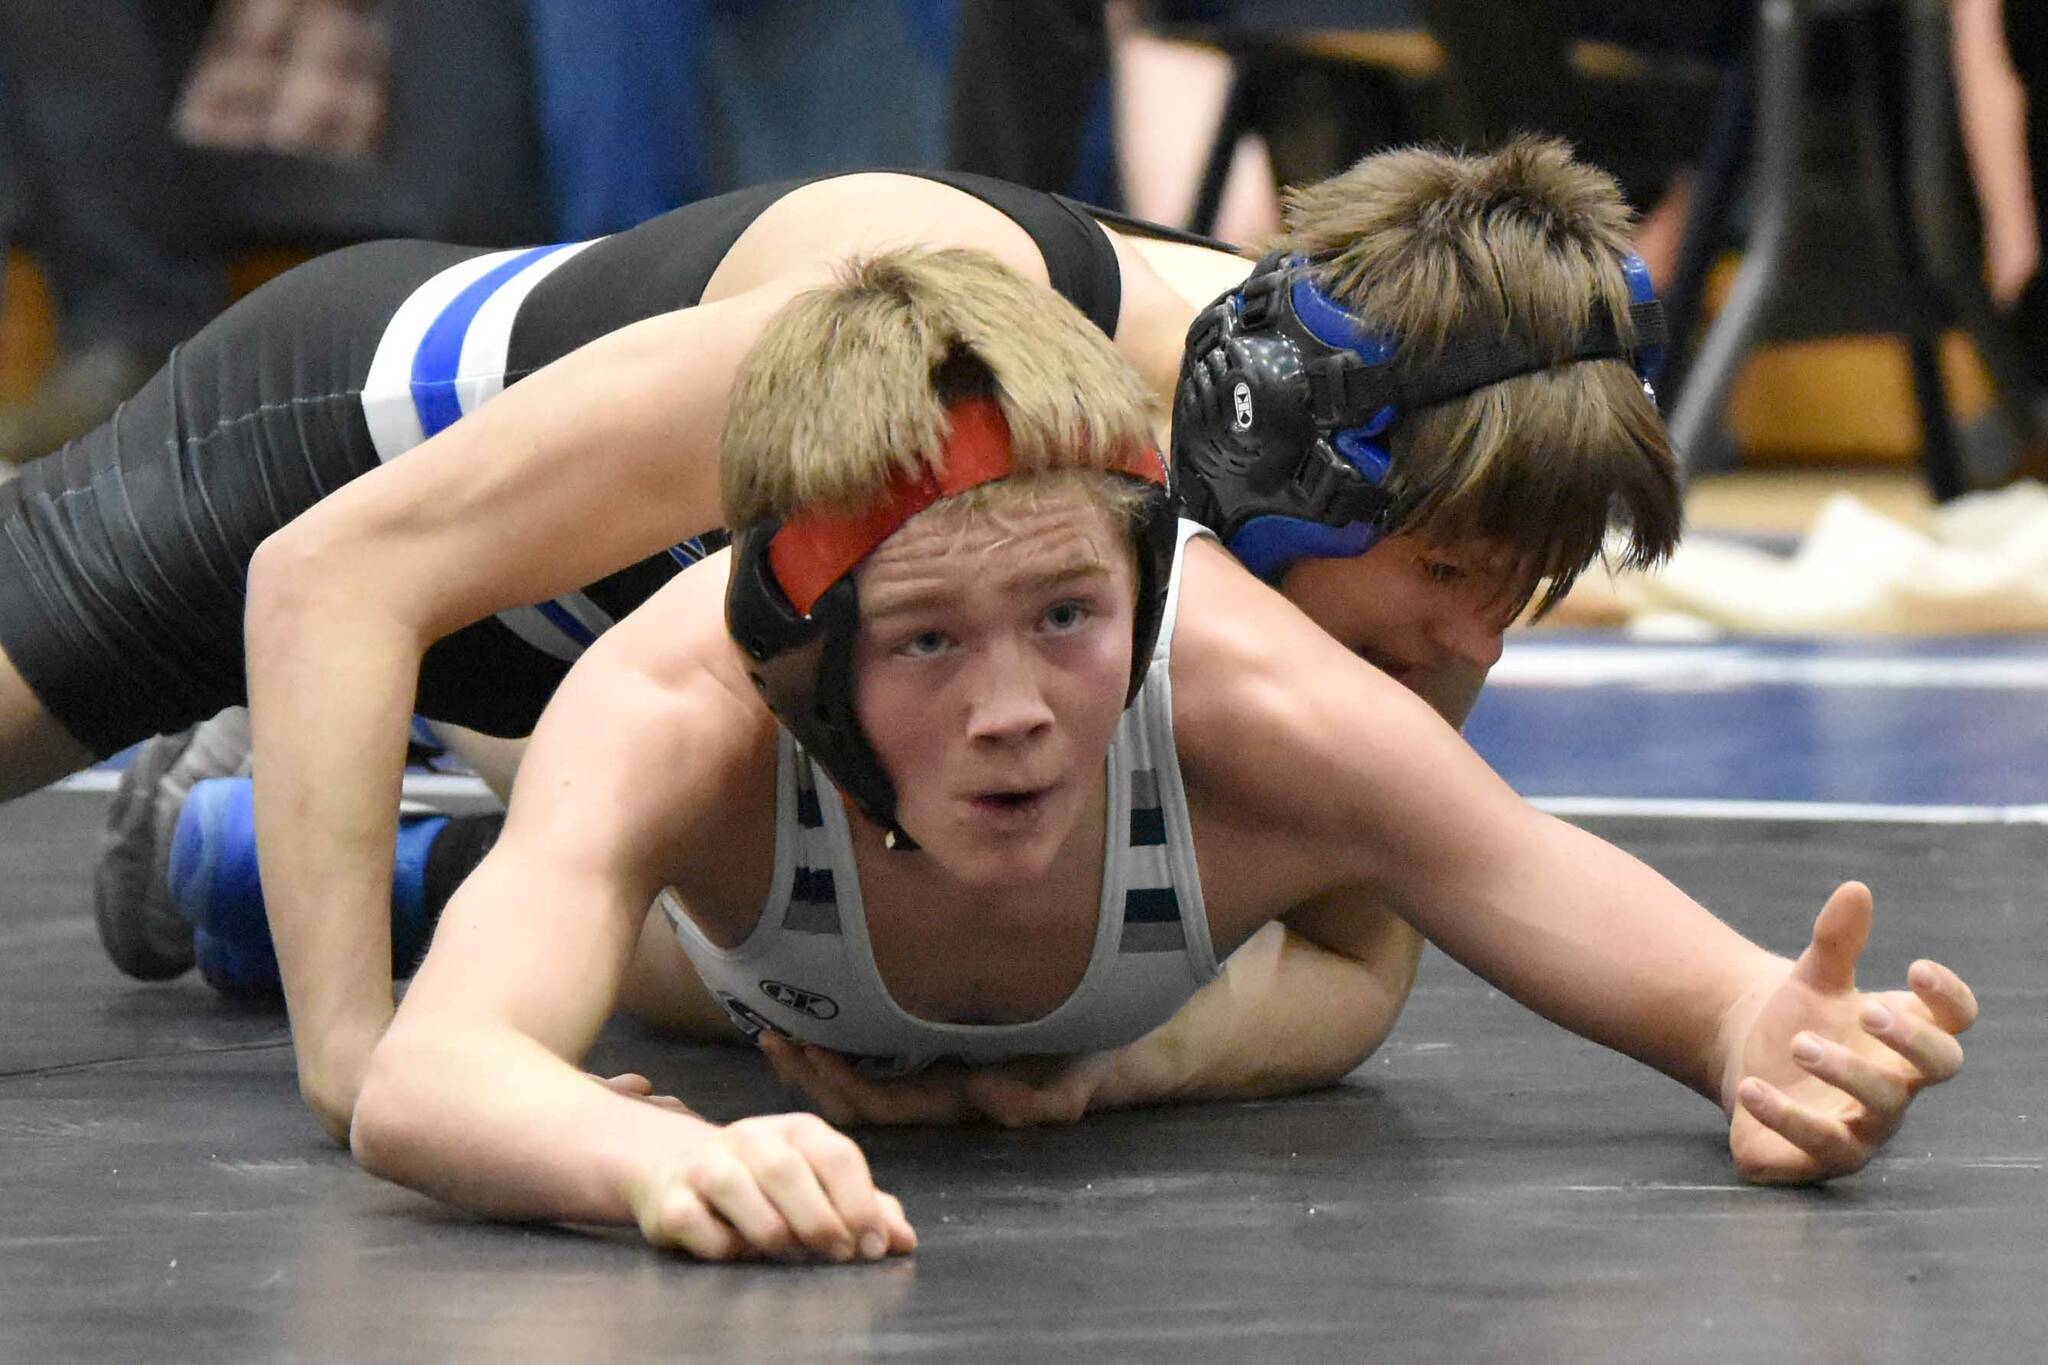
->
[970,786,1052,817]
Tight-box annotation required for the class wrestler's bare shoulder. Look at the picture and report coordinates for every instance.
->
[529,559,779,902]
[705,173,1059,300]
[1168,539,1439,936]
[1117,234,1254,310]
[1102,230,1252,394]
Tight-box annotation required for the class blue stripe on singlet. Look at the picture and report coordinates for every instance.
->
[533,600,597,648]
[408,243,570,438]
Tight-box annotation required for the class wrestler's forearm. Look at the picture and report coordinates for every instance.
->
[1400,805,1779,1103]
[1088,921,1422,1110]
[352,1022,705,1225]
[246,541,422,1140]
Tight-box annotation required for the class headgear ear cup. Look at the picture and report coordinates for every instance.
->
[1173,253,1667,583]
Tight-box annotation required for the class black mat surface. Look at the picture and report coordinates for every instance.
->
[2,792,2040,1363]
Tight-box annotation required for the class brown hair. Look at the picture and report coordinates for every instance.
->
[1279,136,1681,614]
[721,247,1157,530]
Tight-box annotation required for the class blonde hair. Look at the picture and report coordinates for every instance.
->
[1279,136,1681,614]
[721,247,1158,530]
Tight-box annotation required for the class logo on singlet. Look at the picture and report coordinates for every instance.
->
[1231,381,1254,430]
[761,980,840,1020]
[716,993,781,1039]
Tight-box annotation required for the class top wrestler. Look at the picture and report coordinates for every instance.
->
[0,139,1677,1138]
[348,245,1974,1262]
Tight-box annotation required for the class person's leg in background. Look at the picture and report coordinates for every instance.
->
[696,0,955,191]
[945,0,1110,195]
[1110,1,1279,241]
[1958,0,2048,394]
[381,0,549,244]
[521,0,711,238]
[0,0,225,464]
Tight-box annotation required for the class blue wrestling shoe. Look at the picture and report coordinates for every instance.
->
[168,777,452,1001]
[168,777,281,1001]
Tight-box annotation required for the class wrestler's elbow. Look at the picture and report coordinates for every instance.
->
[248,510,422,656]
[348,1034,435,1182]
[247,518,341,641]
[1303,924,1426,1080]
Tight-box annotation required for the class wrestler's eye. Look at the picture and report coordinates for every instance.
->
[1418,557,1467,585]
[1041,600,1092,633]
[896,630,953,659]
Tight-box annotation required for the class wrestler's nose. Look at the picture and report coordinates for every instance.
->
[964,636,1054,746]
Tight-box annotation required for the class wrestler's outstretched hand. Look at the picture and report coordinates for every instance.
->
[761,1034,1114,1129]
[1722,881,1977,1185]
[627,1112,917,1262]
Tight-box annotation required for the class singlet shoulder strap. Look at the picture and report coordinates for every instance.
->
[1061,200,1244,255]
[900,170,1125,338]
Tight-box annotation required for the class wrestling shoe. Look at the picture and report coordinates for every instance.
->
[169,776,452,999]
[167,776,282,1000]
[92,706,252,981]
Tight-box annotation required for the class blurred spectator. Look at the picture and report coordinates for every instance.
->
[0,0,545,467]
[522,0,714,239]
[946,0,1110,197]
[0,1,223,465]
[697,0,956,188]
[523,0,956,240]
[174,0,388,160]
[1110,2,1279,241]
[946,0,1276,240]
[1954,0,2048,395]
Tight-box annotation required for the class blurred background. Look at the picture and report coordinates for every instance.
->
[5,0,2048,644]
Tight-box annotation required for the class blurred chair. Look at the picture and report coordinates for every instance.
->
[1167,0,2040,502]
[1665,0,2040,500]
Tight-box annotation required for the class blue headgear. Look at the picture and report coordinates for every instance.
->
[1172,251,1666,582]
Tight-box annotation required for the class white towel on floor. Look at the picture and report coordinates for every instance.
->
[1614,481,2048,634]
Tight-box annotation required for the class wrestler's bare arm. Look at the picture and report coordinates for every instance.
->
[1174,543,1973,1182]
[350,581,914,1259]
[246,282,822,1142]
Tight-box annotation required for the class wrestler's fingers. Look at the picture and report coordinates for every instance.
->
[599,1072,654,1096]
[712,1129,839,1268]
[1863,998,1967,1086]
[784,1116,899,1260]
[968,1069,1088,1128]
[1907,960,1979,1035]
[876,1191,918,1254]
[637,1182,747,1261]
[1788,1031,1908,1117]
[759,1035,853,1125]
[780,1042,894,1124]
[1737,1077,1866,1180]
[1792,882,1872,996]
[802,1047,963,1126]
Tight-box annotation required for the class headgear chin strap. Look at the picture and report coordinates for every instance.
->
[725,395,1179,849]
[1173,250,1668,583]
